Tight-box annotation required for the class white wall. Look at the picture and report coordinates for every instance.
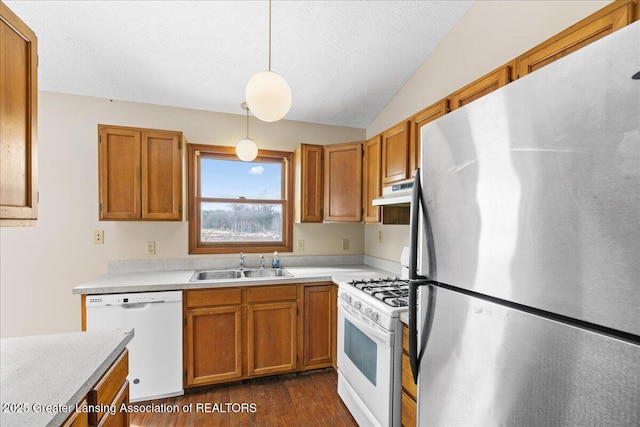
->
[0,92,365,338]
[363,0,612,262]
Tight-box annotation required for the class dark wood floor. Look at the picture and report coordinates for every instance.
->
[129,370,357,427]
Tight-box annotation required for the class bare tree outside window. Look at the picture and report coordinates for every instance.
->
[188,145,293,254]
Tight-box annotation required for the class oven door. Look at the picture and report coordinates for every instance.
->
[337,300,396,427]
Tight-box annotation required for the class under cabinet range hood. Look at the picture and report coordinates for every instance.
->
[372,179,414,206]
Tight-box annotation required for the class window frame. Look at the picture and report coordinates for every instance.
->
[188,144,293,254]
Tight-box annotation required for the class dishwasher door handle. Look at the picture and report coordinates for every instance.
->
[120,302,153,310]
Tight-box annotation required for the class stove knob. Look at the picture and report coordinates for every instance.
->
[364,308,372,317]
[344,294,352,304]
[354,301,362,310]
[370,312,379,322]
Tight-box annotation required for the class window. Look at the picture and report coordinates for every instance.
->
[188,144,293,254]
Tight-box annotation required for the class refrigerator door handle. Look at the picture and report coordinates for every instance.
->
[409,168,438,383]
[409,281,436,384]
[409,168,436,280]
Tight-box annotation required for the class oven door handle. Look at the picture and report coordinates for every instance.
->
[338,301,392,345]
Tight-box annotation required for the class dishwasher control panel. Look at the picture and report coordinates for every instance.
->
[85,291,182,307]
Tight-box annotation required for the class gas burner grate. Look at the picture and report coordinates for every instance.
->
[346,277,410,307]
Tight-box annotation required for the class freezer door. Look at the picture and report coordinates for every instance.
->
[419,21,640,335]
[417,286,640,426]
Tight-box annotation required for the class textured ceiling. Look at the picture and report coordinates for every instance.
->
[6,0,473,129]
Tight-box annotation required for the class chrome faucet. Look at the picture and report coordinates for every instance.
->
[260,255,265,269]
[239,253,245,270]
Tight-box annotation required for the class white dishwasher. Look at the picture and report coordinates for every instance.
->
[86,291,183,402]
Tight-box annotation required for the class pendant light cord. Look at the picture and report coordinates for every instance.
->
[246,107,250,138]
[268,0,272,71]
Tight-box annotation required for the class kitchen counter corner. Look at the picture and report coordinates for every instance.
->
[0,329,133,427]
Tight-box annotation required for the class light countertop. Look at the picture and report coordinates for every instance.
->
[400,311,409,325]
[73,263,401,295]
[0,329,133,427]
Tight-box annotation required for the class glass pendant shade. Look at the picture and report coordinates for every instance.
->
[245,70,292,122]
[236,137,258,161]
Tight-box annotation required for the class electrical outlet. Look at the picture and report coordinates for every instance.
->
[342,238,349,251]
[297,239,305,251]
[378,231,383,243]
[94,230,104,244]
[146,241,156,255]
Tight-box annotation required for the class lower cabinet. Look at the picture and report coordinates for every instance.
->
[63,349,129,427]
[401,324,417,427]
[184,288,243,386]
[89,349,130,426]
[300,284,336,370]
[183,282,336,389]
[247,285,298,376]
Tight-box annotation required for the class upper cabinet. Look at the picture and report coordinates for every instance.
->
[409,100,449,175]
[324,141,363,222]
[0,2,38,226]
[98,124,184,221]
[363,135,382,223]
[294,144,324,223]
[450,65,511,111]
[382,120,411,185]
[516,0,638,79]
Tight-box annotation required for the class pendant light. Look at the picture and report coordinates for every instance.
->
[245,0,292,122]
[236,102,258,161]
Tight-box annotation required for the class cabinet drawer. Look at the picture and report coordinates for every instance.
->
[401,390,417,427]
[185,288,242,308]
[88,350,128,425]
[96,381,129,427]
[401,352,417,400]
[247,285,297,303]
[61,398,88,427]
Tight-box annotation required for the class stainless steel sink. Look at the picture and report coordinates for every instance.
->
[242,268,292,278]
[190,268,292,281]
[191,270,244,281]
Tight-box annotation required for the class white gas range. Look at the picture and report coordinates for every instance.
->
[337,276,409,427]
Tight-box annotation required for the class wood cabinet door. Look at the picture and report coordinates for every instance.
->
[410,100,449,175]
[295,144,324,223]
[98,126,141,220]
[247,301,297,376]
[401,325,417,426]
[141,130,182,220]
[0,2,38,225]
[363,135,382,223]
[450,65,511,111]
[301,285,334,369]
[324,141,363,222]
[382,121,410,184]
[401,390,417,427]
[184,305,242,386]
[516,0,636,78]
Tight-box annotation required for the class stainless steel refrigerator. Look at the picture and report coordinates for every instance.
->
[408,21,640,426]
